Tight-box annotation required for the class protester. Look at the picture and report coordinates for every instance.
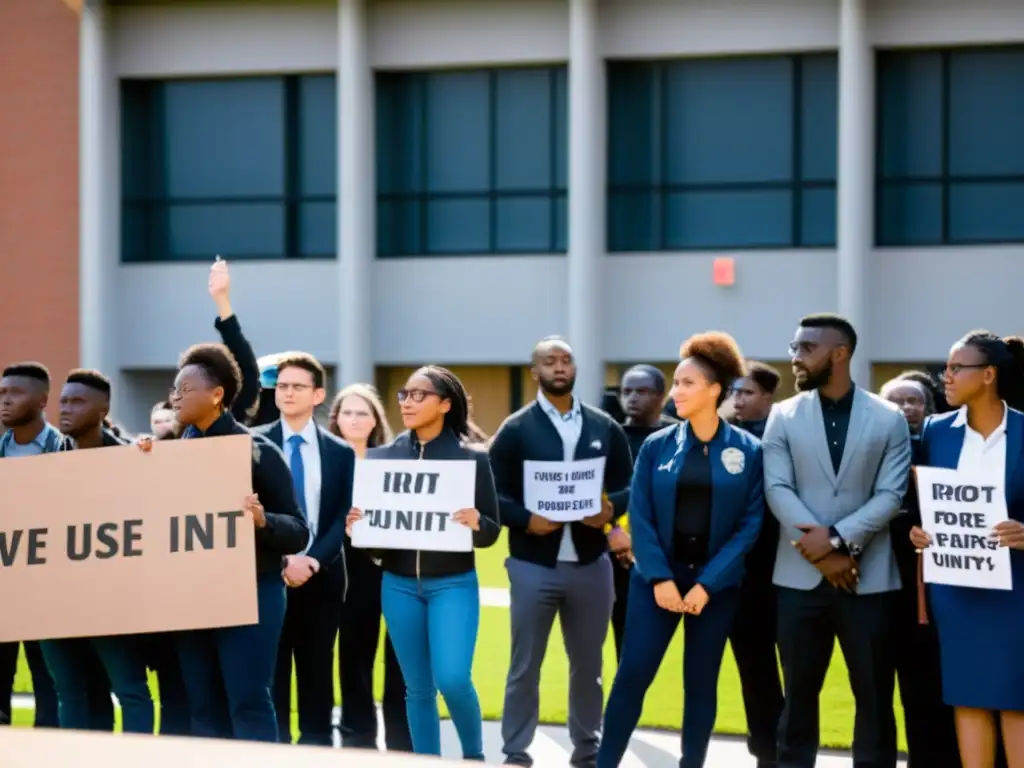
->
[153,343,308,742]
[38,371,155,734]
[726,360,785,768]
[150,400,176,440]
[598,333,764,768]
[881,376,933,436]
[346,366,500,760]
[329,384,411,752]
[489,337,632,768]
[207,258,261,424]
[611,364,677,656]
[257,353,354,746]
[764,314,912,768]
[910,331,1024,766]
[0,363,107,732]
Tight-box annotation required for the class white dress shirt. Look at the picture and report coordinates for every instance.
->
[537,392,583,562]
[282,418,322,557]
[954,402,1009,476]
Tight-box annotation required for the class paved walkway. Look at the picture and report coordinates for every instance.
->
[11,695,903,766]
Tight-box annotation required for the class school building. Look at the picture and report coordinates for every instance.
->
[1,0,1023,434]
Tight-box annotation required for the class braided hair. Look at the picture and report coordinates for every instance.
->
[415,365,472,442]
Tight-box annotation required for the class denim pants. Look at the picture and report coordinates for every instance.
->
[176,575,286,742]
[381,569,484,760]
[41,635,153,734]
[597,569,740,768]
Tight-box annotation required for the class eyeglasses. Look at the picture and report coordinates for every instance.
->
[944,363,989,376]
[168,386,200,400]
[275,383,313,393]
[397,388,439,404]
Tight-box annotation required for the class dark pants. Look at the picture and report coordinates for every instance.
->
[598,569,740,768]
[147,633,191,736]
[177,576,286,742]
[274,576,343,745]
[338,546,411,751]
[730,579,784,765]
[42,636,153,734]
[610,557,631,659]
[0,641,59,728]
[777,584,897,768]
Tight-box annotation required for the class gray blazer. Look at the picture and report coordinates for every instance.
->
[762,388,912,595]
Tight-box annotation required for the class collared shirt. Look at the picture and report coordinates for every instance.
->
[2,424,52,458]
[820,386,855,475]
[282,418,322,555]
[954,402,1009,475]
[537,391,583,562]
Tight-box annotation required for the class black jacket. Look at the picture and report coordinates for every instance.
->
[489,400,633,568]
[254,420,355,597]
[367,429,500,579]
[214,314,261,424]
[728,415,776,584]
[185,412,309,577]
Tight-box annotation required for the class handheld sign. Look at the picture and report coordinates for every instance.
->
[351,459,476,552]
[523,457,606,523]
[0,435,257,643]
[914,465,1012,590]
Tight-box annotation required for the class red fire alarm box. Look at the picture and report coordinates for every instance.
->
[713,257,735,286]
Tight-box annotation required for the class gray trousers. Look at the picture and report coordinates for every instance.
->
[501,555,614,767]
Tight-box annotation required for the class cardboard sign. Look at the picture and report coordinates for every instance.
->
[0,435,257,642]
[915,465,1012,590]
[351,459,476,552]
[523,457,606,523]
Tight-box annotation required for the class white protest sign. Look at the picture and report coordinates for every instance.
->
[915,465,1012,590]
[523,457,606,523]
[351,459,476,553]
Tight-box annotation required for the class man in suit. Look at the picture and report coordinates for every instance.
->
[762,314,911,768]
[489,337,633,768]
[256,352,354,746]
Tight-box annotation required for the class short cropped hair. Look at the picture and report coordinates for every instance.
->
[745,361,780,395]
[178,343,243,410]
[276,352,327,390]
[680,332,747,407]
[65,368,111,397]
[625,364,667,394]
[799,313,858,354]
[2,362,51,388]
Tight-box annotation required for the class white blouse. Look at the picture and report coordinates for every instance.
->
[954,402,1009,475]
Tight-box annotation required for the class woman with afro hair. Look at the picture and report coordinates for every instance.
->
[597,332,765,768]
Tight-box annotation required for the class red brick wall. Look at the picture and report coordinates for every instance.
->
[0,0,80,416]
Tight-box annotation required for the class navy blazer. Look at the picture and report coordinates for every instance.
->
[919,406,1024,516]
[629,420,765,594]
[256,420,356,594]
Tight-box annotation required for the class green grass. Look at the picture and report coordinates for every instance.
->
[11,531,906,749]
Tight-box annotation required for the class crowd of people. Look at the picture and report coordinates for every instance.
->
[1,257,1023,768]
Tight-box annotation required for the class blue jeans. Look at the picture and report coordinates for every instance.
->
[41,636,153,734]
[597,569,740,768]
[176,576,286,742]
[381,569,484,760]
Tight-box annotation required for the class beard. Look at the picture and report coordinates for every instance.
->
[795,360,833,392]
[539,373,576,397]
[1,409,36,429]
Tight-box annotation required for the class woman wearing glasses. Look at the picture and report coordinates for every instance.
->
[152,343,308,742]
[346,366,500,760]
[910,331,1024,766]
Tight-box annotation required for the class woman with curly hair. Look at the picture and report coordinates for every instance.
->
[597,332,765,768]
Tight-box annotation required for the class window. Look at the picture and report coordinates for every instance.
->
[877,47,1024,246]
[376,66,567,257]
[121,75,336,262]
[607,54,837,252]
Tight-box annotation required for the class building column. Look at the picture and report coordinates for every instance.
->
[567,0,605,405]
[837,0,874,386]
[337,0,374,386]
[79,2,121,401]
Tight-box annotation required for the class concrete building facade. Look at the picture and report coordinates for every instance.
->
[4,0,1024,433]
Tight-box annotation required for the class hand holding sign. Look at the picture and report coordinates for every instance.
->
[582,496,614,529]
[452,508,480,531]
[994,519,1024,549]
[243,494,267,529]
[910,525,933,551]
[527,514,562,536]
[346,508,363,537]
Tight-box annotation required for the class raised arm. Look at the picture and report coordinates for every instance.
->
[833,412,912,550]
[762,408,820,532]
[487,419,532,530]
[209,258,260,421]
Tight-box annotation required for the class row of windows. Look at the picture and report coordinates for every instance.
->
[119,46,1024,262]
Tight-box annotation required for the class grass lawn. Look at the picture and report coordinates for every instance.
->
[11,531,906,749]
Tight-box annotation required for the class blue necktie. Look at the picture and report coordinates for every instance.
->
[288,434,307,520]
